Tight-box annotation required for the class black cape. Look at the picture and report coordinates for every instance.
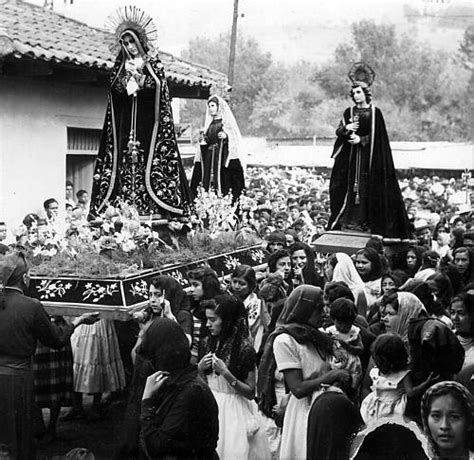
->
[89,54,191,219]
[190,118,245,203]
[328,106,411,239]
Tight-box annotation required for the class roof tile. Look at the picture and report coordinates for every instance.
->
[1,0,228,90]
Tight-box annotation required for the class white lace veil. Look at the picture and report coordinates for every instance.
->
[195,95,243,168]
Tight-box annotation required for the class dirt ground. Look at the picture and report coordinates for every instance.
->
[37,395,127,460]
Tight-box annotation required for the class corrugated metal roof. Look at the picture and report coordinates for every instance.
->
[0,0,228,91]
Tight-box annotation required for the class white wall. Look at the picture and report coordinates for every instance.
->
[0,76,106,234]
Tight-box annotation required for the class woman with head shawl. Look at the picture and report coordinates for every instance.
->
[380,291,426,344]
[198,295,271,460]
[190,95,245,203]
[391,285,465,422]
[139,318,219,459]
[421,381,474,459]
[0,252,99,459]
[89,6,191,219]
[361,291,426,400]
[117,273,201,457]
[355,247,384,308]
[325,252,369,316]
[367,271,405,332]
[258,285,348,460]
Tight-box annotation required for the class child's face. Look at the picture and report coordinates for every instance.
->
[334,319,352,334]
[231,276,250,300]
[427,394,468,456]
[381,277,396,294]
[189,279,204,301]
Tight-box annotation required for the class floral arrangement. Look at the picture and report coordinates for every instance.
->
[20,192,260,279]
[192,186,239,237]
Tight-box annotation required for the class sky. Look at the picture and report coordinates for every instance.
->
[28,0,471,63]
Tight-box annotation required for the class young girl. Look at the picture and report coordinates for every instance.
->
[230,265,270,352]
[198,295,271,460]
[360,333,433,425]
[421,381,474,460]
[187,267,222,364]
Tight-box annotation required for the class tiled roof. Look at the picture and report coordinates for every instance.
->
[0,0,229,90]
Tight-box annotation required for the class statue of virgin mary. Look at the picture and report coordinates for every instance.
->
[89,6,191,220]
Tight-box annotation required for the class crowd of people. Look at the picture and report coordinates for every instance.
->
[0,165,473,459]
[1,4,473,459]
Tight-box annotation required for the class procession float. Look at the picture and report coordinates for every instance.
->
[25,190,266,320]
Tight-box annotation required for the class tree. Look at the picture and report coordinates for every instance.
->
[180,33,273,134]
[459,25,474,70]
[312,20,471,141]
[458,25,474,140]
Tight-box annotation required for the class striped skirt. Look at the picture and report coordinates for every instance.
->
[71,319,126,394]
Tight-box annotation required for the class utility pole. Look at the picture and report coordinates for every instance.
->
[228,0,239,88]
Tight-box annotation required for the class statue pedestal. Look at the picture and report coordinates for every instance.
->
[312,230,413,257]
[312,231,372,256]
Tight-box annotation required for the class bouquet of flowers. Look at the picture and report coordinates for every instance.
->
[192,186,239,238]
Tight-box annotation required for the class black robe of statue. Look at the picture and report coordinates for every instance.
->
[327,105,411,239]
[190,118,245,203]
[89,55,191,219]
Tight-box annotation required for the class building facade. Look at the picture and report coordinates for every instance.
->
[0,0,228,231]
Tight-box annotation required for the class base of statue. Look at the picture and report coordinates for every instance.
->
[31,244,266,320]
[312,230,415,257]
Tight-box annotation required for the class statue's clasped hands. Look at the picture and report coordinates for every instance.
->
[125,60,141,78]
[217,131,227,140]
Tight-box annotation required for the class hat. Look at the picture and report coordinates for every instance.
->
[458,204,472,215]
[414,219,430,232]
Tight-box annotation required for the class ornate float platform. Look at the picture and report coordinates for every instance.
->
[30,244,267,320]
[312,230,415,257]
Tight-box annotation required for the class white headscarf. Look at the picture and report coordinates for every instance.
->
[333,253,365,293]
[393,291,426,343]
[332,253,369,311]
[195,95,243,168]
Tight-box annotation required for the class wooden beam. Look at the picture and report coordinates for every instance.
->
[168,83,210,100]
